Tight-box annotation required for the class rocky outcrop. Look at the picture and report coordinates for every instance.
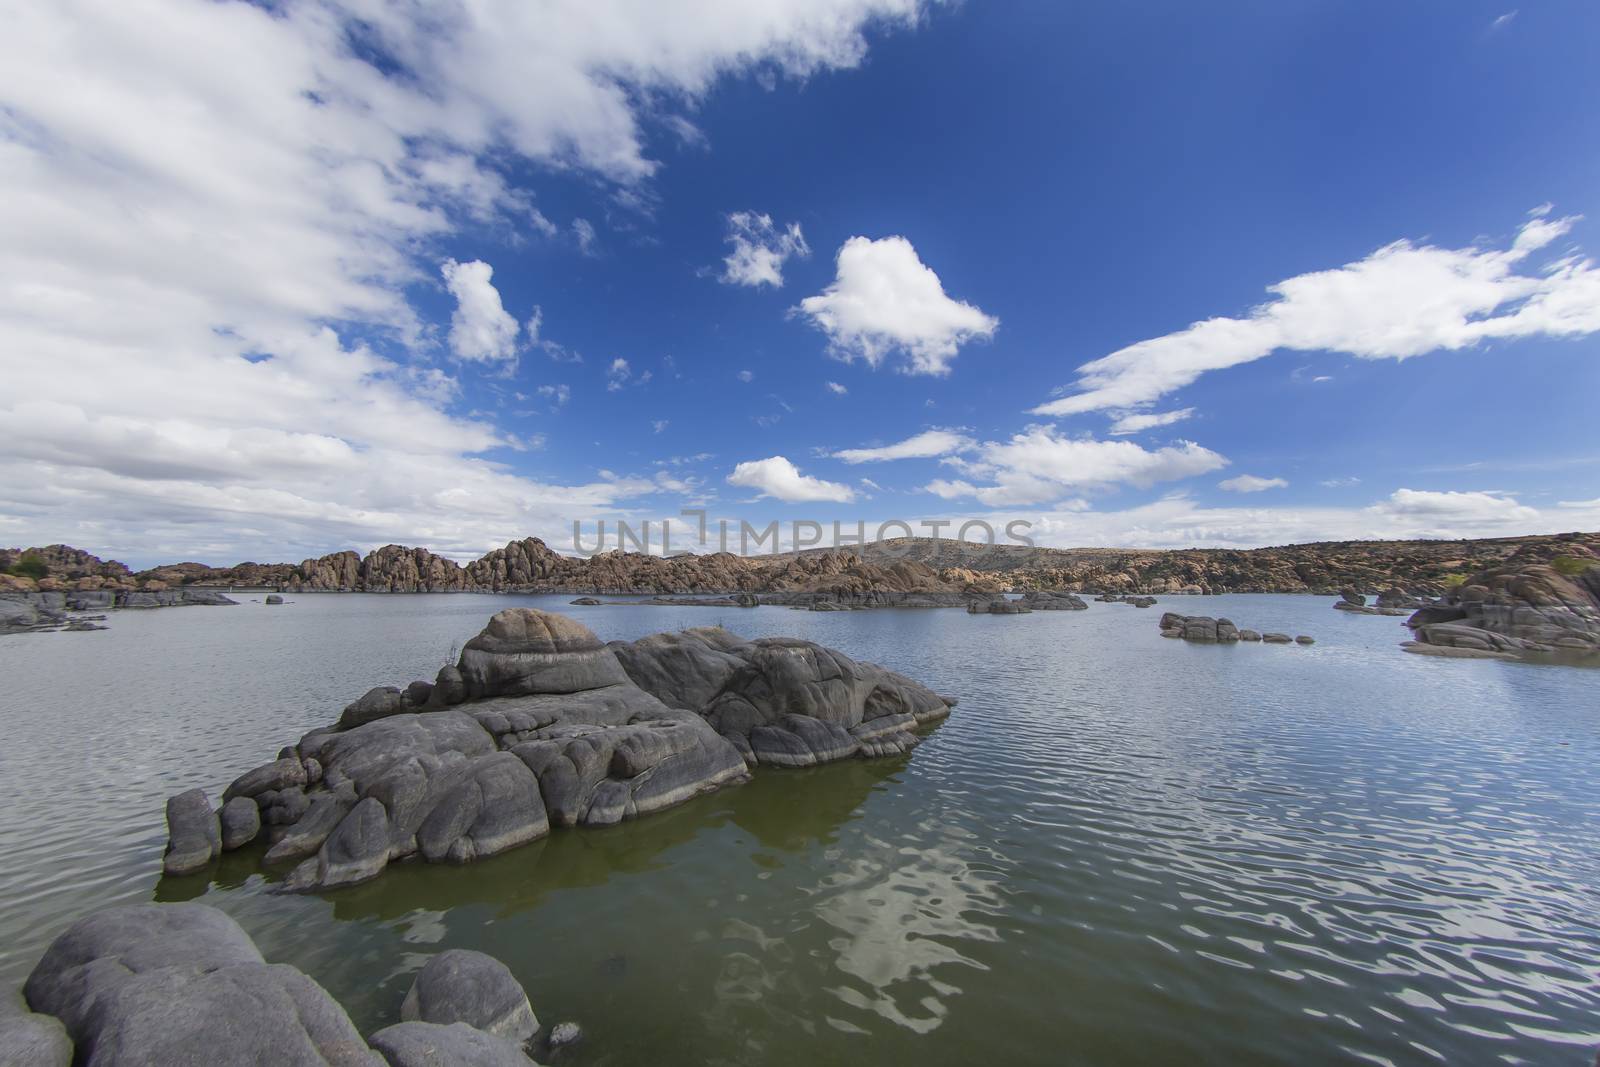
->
[967,598,1030,614]
[1160,613,1312,646]
[1402,546,1600,661]
[15,903,554,1065]
[1094,593,1157,607]
[166,609,951,891]
[0,588,235,635]
[1022,591,1088,610]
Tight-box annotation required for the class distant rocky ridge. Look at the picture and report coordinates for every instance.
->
[7,531,1599,602]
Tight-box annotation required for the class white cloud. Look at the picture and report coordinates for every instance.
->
[832,429,974,464]
[825,381,848,395]
[1034,213,1600,416]
[1219,474,1288,493]
[796,236,998,375]
[1108,408,1194,435]
[441,259,521,363]
[720,211,810,287]
[1491,10,1518,31]
[0,0,930,563]
[538,384,571,406]
[653,419,669,433]
[737,370,755,383]
[573,218,599,256]
[727,456,856,502]
[1369,488,1537,527]
[606,358,632,391]
[924,427,1227,506]
[1320,476,1361,488]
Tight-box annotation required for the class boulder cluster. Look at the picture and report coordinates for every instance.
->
[1159,613,1313,646]
[966,591,1088,614]
[1094,594,1158,607]
[3,901,574,1066]
[1332,587,1428,616]
[1402,546,1600,661]
[0,588,234,635]
[163,609,953,891]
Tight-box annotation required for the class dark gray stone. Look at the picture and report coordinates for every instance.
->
[162,788,219,875]
[220,796,261,851]
[399,950,538,1044]
[368,1022,535,1066]
[0,999,71,1066]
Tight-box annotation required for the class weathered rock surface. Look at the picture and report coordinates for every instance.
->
[1403,545,1600,661]
[368,1022,534,1067]
[0,995,71,1067]
[967,598,1029,614]
[172,609,949,891]
[22,903,381,1066]
[400,951,537,1044]
[162,789,219,875]
[0,588,233,635]
[1021,590,1088,610]
[1160,614,1309,647]
[17,903,548,1066]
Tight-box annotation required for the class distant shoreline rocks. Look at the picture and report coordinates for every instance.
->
[1159,613,1314,647]
[0,588,236,636]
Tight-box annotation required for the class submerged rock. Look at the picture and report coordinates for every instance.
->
[368,1022,534,1066]
[170,609,951,891]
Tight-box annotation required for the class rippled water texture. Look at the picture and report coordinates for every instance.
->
[2,594,1597,1065]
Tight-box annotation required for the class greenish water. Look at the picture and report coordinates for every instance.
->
[2,594,1597,1064]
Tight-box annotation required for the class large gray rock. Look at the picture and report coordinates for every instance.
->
[0,997,71,1067]
[166,610,949,890]
[220,795,261,851]
[1404,552,1600,661]
[1019,590,1087,610]
[368,1022,535,1066]
[162,788,219,875]
[613,627,951,769]
[399,950,537,1044]
[23,903,380,1066]
[458,609,629,697]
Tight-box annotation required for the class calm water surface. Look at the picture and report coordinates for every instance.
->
[1,594,1597,1065]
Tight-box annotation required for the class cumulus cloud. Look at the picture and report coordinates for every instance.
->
[1369,488,1538,527]
[825,381,848,395]
[1219,474,1288,493]
[727,456,856,502]
[737,370,755,383]
[441,259,521,363]
[606,358,633,391]
[832,429,974,464]
[796,236,998,375]
[0,0,927,562]
[924,427,1227,506]
[1033,213,1600,416]
[720,211,810,287]
[537,384,571,406]
[1108,408,1194,435]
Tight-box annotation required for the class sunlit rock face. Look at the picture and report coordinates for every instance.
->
[166,609,952,891]
[1404,545,1600,661]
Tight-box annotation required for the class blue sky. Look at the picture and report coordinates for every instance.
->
[3,1,1598,566]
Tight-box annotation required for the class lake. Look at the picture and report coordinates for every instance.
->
[1,594,1596,1065]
